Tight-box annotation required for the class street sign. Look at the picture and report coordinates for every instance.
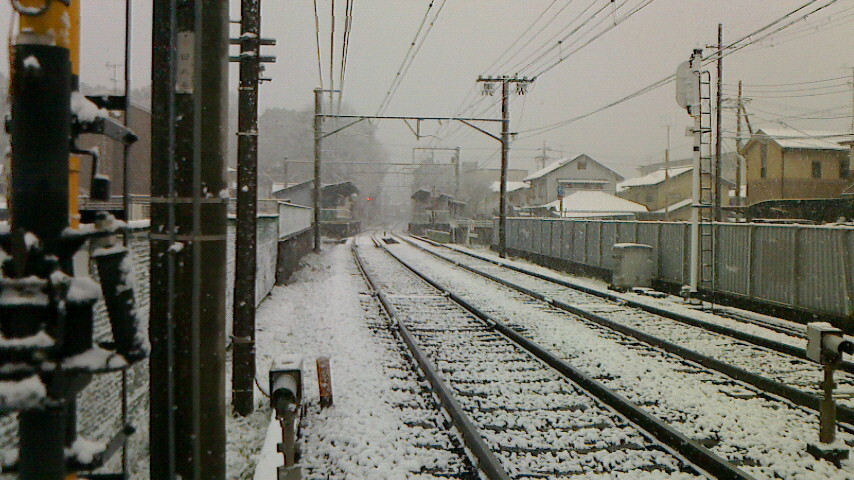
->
[556,185,564,198]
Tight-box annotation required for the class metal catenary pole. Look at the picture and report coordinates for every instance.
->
[689,48,703,294]
[232,0,261,417]
[150,2,229,479]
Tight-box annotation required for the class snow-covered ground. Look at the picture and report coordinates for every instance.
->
[251,242,474,479]
[388,238,854,479]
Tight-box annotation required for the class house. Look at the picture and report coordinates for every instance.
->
[743,128,852,204]
[617,166,733,221]
[526,191,647,219]
[523,154,624,206]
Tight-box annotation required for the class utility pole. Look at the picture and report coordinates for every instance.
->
[313,88,339,252]
[664,123,671,220]
[850,67,854,133]
[714,23,723,222]
[150,2,229,479]
[231,0,276,417]
[477,75,533,259]
[314,88,323,252]
[455,146,461,198]
[735,80,743,208]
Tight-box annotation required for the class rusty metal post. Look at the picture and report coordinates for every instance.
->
[316,356,333,408]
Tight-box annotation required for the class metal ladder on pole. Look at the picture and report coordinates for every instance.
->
[698,71,716,310]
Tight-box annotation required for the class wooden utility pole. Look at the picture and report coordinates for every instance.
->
[150,2,229,478]
[232,0,261,417]
[477,76,533,259]
[714,23,723,222]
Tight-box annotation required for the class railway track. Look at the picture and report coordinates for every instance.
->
[398,234,854,419]
[353,234,751,480]
[344,243,479,479]
[383,233,854,478]
[407,235,835,363]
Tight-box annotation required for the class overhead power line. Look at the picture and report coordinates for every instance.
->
[529,0,657,78]
[516,0,843,139]
[375,0,448,116]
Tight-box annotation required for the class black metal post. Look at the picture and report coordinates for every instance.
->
[150,1,229,478]
[232,0,261,417]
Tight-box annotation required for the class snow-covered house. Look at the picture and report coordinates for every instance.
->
[527,190,647,219]
[743,128,852,204]
[523,154,624,206]
[617,166,732,221]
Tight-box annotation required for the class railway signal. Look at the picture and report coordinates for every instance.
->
[2,2,146,478]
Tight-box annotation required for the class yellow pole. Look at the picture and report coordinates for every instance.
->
[19,0,80,228]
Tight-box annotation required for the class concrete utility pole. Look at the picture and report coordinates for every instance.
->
[477,75,534,259]
[714,23,724,222]
[314,88,323,252]
[735,80,743,208]
[232,0,277,417]
[664,123,671,220]
[150,2,229,479]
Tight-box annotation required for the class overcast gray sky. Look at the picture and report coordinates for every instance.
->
[1,1,852,177]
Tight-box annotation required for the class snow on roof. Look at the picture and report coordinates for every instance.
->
[490,181,529,193]
[524,154,623,182]
[754,128,851,151]
[653,198,693,213]
[539,191,647,214]
[617,166,692,191]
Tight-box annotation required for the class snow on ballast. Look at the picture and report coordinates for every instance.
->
[354,234,723,479]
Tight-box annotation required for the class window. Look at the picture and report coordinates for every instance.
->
[760,143,767,178]
[841,158,850,179]
[577,159,587,170]
[811,160,822,179]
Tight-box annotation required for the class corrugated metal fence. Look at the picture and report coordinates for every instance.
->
[501,218,854,320]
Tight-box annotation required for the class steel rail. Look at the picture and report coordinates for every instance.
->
[372,235,754,480]
[350,237,512,480]
[398,234,854,427]
[410,234,849,372]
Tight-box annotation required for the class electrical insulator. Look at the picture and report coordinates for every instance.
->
[481,82,495,96]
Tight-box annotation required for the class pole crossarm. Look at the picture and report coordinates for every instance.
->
[319,117,367,139]
[458,120,501,142]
